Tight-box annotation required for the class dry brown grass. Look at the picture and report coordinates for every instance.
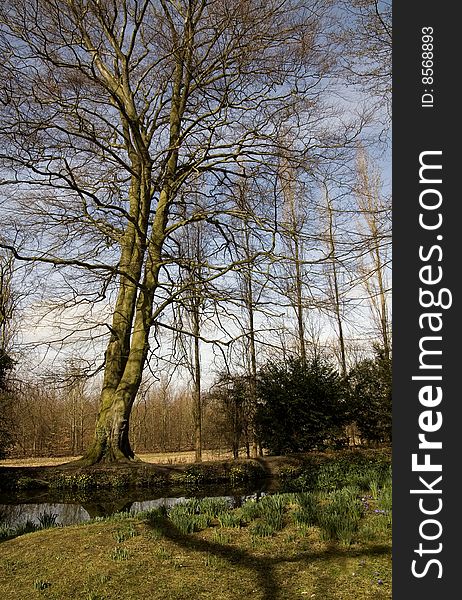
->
[140,449,236,464]
[0,456,81,468]
[0,449,237,468]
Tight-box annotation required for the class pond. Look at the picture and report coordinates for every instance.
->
[0,478,283,530]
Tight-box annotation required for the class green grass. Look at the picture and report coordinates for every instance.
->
[0,480,392,600]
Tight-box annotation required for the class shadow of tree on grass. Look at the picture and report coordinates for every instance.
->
[145,514,390,600]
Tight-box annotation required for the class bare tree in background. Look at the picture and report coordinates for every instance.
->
[355,149,391,360]
[173,214,208,462]
[275,158,314,364]
[321,183,348,376]
[338,0,392,124]
[232,173,274,457]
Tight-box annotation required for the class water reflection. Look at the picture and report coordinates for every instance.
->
[0,502,91,528]
[0,483,274,529]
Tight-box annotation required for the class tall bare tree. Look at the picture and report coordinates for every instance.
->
[355,149,391,360]
[174,215,208,462]
[322,184,348,376]
[276,159,313,364]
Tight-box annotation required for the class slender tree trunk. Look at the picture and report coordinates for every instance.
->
[281,162,307,364]
[325,188,347,377]
[192,299,202,462]
[245,434,250,459]
[243,228,259,458]
[374,242,391,361]
[293,235,307,365]
[236,180,261,459]
[233,398,241,459]
[356,149,391,361]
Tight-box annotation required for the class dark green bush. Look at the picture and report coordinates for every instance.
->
[348,347,392,444]
[256,357,348,454]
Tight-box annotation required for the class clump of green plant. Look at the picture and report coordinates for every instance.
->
[358,479,392,543]
[113,526,137,543]
[262,494,289,510]
[178,498,202,514]
[168,504,211,534]
[113,530,126,543]
[204,552,225,568]
[239,499,262,523]
[33,579,51,591]
[168,510,197,534]
[378,478,392,521]
[37,511,58,529]
[293,492,319,527]
[15,520,38,536]
[359,516,389,542]
[249,521,275,538]
[315,462,349,492]
[314,461,379,493]
[109,547,130,561]
[50,473,97,491]
[212,530,231,544]
[282,454,391,494]
[362,477,392,539]
[7,511,59,536]
[92,511,132,524]
[198,497,230,518]
[154,545,172,560]
[142,507,167,538]
[369,479,380,501]
[257,495,287,531]
[140,506,167,522]
[316,487,364,545]
[217,511,241,528]
[0,519,39,541]
[195,514,212,529]
[148,529,162,540]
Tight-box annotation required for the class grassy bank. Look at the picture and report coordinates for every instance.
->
[0,448,391,493]
[0,479,391,600]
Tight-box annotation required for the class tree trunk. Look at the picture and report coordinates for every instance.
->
[325,187,347,377]
[81,316,152,464]
[293,235,307,365]
[192,304,202,463]
[237,184,260,459]
[80,236,157,464]
[85,403,134,463]
[280,162,307,364]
